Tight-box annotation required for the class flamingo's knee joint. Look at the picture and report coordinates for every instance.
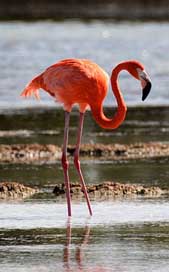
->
[61,154,69,170]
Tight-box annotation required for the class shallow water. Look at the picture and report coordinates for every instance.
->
[0,157,169,189]
[0,105,168,270]
[1,200,169,272]
[0,126,169,271]
[0,106,169,271]
[0,106,169,145]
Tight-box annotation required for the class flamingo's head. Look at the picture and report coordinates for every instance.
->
[126,60,152,101]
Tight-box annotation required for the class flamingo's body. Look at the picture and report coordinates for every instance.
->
[21,58,151,216]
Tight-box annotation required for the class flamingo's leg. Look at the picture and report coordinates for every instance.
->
[62,111,71,217]
[74,112,92,216]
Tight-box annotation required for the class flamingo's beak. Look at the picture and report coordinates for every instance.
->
[137,69,152,101]
[142,80,152,101]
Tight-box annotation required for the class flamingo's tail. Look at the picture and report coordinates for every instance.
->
[20,75,42,100]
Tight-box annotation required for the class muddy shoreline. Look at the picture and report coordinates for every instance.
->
[0,181,165,200]
[0,1,169,20]
[0,142,169,163]
[53,181,165,200]
[0,181,38,200]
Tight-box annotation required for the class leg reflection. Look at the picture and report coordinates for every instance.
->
[63,219,112,272]
[75,225,90,270]
[63,219,90,272]
[63,218,72,271]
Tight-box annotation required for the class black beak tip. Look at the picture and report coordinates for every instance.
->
[142,81,152,101]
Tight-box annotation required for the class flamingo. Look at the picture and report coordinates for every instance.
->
[21,58,152,217]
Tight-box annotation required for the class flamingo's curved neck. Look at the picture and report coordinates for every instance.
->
[91,63,127,129]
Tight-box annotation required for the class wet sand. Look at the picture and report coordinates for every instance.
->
[53,181,164,200]
[0,180,165,200]
[0,142,169,163]
[0,181,38,199]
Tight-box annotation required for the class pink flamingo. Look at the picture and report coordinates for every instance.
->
[21,58,151,217]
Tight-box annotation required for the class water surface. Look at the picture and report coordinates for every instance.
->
[0,107,169,145]
[1,200,169,272]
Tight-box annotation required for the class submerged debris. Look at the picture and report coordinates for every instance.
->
[0,181,38,200]
[53,181,164,199]
[0,142,169,163]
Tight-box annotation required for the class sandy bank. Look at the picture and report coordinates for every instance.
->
[0,181,38,199]
[53,181,164,200]
[0,142,169,163]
